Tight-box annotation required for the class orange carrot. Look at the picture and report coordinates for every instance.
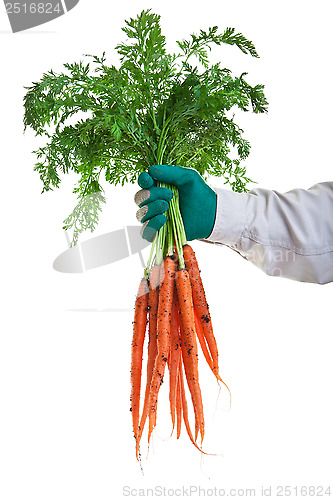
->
[168,292,182,431]
[175,268,205,443]
[176,364,182,439]
[135,265,160,460]
[194,308,223,382]
[131,277,149,444]
[183,244,220,381]
[148,256,176,439]
[178,360,208,454]
[194,413,200,442]
[148,406,155,445]
[184,245,231,399]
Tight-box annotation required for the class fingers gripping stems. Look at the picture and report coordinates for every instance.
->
[135,171,175,241]
[135,164,217,242]
[135,187,173,207]
[136,199,170,223]
[140,215,167,242]
[134,190,150,206]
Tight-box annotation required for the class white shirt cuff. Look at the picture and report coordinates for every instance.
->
[204,187,247,246]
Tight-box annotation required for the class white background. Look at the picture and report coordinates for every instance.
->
[0,0,332,498]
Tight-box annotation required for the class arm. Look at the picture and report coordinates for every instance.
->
[203,182,333,284]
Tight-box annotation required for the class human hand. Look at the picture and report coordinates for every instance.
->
[134,165,217,242]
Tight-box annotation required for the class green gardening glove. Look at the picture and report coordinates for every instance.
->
[134,165,217,242]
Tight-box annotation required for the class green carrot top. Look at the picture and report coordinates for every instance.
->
[24,9,268,245]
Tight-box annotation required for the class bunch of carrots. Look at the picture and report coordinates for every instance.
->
[22,9,265,461]
[131,243,229,460]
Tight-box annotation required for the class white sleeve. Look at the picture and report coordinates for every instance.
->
[202,182,333,284]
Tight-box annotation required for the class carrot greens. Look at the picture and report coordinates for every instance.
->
[24,9,267,247]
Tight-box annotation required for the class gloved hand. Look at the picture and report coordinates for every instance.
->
[134,165,217,242]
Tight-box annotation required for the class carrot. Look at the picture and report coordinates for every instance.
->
[135,265,160,460]
[194,414,200,442]
[168,292,182,431]
[178,360,208,454]
[184,245,231,403]
[131,277,149,444]
[194,308,222,382]
[148,256,176,438]
[183,244,220,380]
[175,268,205,443]
[176,364,182,439]
[148,407,155,445]
[184,244,231,400]
[174,306,183,440]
